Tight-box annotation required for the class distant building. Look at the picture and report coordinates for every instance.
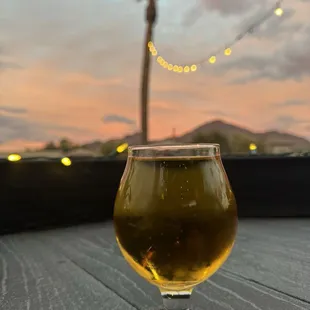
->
[266,142,295,154]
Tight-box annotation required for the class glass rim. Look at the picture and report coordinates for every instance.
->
[128,143,220,152]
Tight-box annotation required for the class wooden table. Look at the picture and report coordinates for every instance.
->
[1,219,310,309]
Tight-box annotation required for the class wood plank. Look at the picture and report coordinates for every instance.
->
[224,219,310,303]
[0,220,309,309]
[0,234,136,310]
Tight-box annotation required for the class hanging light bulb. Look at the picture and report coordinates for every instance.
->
[173,65,179,72]
[209,56,216,64]
[190,65,197,72]
[274,7,283,16]
[224,48,232,56]
[149,2,283,75]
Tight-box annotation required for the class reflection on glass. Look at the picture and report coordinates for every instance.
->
[114,144,238,309]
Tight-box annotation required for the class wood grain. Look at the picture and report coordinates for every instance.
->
[0,219,309,309]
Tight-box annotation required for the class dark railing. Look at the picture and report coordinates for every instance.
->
[1,156,310,234]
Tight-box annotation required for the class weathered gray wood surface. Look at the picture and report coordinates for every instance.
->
[0,219,310,309]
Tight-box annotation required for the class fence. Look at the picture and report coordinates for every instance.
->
[1,157,309,234]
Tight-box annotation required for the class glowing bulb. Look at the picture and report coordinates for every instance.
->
[151,50,157,56]
[61,157,71,166]
[178,66,183,73]
[148,41,153,48]
[224,48,232,56]
[8,154,21,162]
[209,56,216,64]
[157,56,163,63]
[149,46,155,52]
[184,66,190,73]
[168,64,173,71]
[173,65,179,72]
[190,65,197,72]
[274,7,283,16]
[249,143,257,151]
[163,61,169,68]
[116,143,129,153]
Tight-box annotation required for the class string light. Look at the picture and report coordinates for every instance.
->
[116,143,128,153]
[274,7,284,16]
[249,143,257,151]
[191,65,197,72]
[61,157,72,166]
[148,1,285,74]
[209,56,216,64]
[8,154,22,162]
[150,41,200,74]
[224,48,232,56]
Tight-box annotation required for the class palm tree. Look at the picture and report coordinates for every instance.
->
[138,0,157,144]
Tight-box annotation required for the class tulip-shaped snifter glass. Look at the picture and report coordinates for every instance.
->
[114,144,238,309]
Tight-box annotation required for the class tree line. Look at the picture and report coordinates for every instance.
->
[43,138,80,153]
[41,131,265,156]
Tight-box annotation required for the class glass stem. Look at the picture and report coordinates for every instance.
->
[160,290,192,310]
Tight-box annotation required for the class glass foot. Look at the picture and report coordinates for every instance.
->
[161,291,191,310]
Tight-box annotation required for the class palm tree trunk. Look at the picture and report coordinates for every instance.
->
[140,0,156,145]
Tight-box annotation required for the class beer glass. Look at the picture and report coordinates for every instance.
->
[114,144,238,309]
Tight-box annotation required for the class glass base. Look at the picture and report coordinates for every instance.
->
[161,291,191,310]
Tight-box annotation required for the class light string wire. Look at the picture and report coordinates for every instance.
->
[148,0,284,73]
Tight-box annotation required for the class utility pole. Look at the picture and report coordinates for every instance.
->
[140,0,157,144]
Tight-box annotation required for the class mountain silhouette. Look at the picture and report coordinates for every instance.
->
[84,119,310,152]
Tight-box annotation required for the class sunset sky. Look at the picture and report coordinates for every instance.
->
[1,0,310,151]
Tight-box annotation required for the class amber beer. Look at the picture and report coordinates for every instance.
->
[114,156,237,291]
